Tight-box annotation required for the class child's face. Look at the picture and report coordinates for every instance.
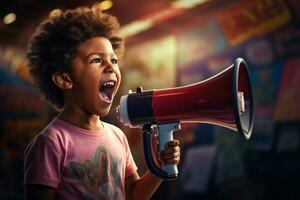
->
[68,36,121,117]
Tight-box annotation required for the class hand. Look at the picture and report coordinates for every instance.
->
[159,140,180,166]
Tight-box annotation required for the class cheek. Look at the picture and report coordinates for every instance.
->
[74,72,100,93]
[116,70,121,89]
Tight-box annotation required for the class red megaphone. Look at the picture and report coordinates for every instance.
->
[117,58,254,180]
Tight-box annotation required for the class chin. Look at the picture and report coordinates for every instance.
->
[98,106,111,117]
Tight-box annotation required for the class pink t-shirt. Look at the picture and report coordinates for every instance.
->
[24,118,137,200]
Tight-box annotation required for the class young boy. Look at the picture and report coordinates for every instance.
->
[24,6,180,200]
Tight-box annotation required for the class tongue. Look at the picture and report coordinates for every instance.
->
[100,87,113,101]
[100,91,110,101]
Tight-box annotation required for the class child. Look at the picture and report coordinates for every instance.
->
[23,6,180,200]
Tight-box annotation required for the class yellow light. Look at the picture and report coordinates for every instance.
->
[3,13,16,25]
[98,0,113,11]
[49,9,62,18]
[172,0,211,9]
[118,19,153,38]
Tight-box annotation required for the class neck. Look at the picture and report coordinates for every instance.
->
[58,106,104,131]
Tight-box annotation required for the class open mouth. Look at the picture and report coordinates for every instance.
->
[99,80,116,103]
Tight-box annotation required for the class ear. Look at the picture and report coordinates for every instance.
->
[52,72,73,90]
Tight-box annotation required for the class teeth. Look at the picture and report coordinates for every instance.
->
[103,81,115,87]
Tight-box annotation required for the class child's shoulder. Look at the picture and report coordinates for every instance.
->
[103,122,124,135]
[24,118,63,156]
[35,117,63,140]
[103,122,128,141]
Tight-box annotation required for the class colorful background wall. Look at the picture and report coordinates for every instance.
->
[0,0,299,199]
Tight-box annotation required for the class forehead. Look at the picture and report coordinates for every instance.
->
[76,36,115,55]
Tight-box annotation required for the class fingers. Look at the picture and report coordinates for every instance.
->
[160,145,180,156]
[160,151,180,165]
[164,140,179,148]
[162,156,180,165]
[160,140,180,165]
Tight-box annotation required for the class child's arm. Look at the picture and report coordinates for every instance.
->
[125,170,162,200]
[125,140,180,200]
[25,184,56,200]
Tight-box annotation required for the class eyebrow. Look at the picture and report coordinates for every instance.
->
[84,52,117,61]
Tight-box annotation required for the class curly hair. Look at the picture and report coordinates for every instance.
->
[27,7,125,110]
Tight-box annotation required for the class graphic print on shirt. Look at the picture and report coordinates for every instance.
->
[69,146,123,200]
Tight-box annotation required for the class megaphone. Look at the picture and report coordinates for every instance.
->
[117,58,254,180]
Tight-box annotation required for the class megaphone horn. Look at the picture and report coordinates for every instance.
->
[117,58,254,180]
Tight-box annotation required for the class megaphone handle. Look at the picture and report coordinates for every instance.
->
[157,123,181,178]
[143,125,171,180]
[142,124,179,180]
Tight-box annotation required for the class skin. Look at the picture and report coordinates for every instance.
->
[25,36,180,200]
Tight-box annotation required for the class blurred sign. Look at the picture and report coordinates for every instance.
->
[274,26,300,59]
[178,19,228,68]
[178,42,245,86]
[274,58,300,121]
[217,0,291,46]
[251,62,283,110]
[245,38,274,65]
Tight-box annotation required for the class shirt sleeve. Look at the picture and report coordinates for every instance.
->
[23,129,63,188]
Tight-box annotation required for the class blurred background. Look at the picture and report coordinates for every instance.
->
[0,0,300,199]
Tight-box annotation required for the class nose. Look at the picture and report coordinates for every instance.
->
[104,61,116,74]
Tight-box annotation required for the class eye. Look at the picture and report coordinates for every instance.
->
[111,58,118,65]
[90,58,102,64]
